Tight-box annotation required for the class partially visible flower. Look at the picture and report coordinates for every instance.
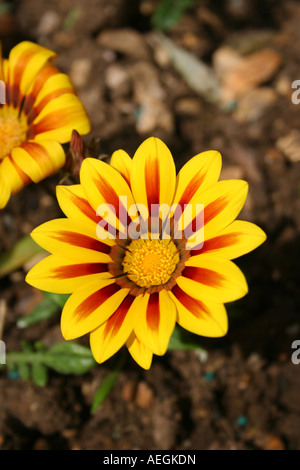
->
[0,41,91,208]
[26,137,266,369]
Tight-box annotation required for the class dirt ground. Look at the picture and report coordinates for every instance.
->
[1,0,300,450]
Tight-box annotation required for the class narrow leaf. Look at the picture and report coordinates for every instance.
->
[152,0,197,31]
[91,370,119,413]
[90,355,125,413]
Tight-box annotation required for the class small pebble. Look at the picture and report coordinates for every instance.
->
[203,371,215,382]
[135,381,154,409]
[235,415,248,427]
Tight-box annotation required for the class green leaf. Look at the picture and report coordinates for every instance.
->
[91,370,119,413]
[17,297,59,329]
[152,0,197,31]
[90,355,126,413]
[17,362,31,381]
[0,235,45,278]
[42,342,96,375]
[168,325,206,351]
[5,341,97,383]
[32,362,48,387]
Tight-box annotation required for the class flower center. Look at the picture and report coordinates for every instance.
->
[0,108,27,160]
[122,238,180,288]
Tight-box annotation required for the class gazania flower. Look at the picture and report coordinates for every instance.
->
[26,137,266,369]
[0,41,90,209]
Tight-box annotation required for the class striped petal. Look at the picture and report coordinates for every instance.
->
[177,253,248,303]
[11,140,65,183]
[170,285,228,337]
[130,137,176,217]
[32,73,75,113]
[90,294,137,364]
[60,279,130,339]
[31,93,91,142]
[110,149,132,187]
[56,184,99,225]
[25,254,111,294]
[172,150,222,207]
[0,177,10,209]
[0,156,30,196]
[126,333,153,370]
[177,179,248,241]
[30,218,112,262]
[192,220,267,260]
[134,290,176,356]
[6,41,57,106]
[80,157,136,234]
[22,64,62,121]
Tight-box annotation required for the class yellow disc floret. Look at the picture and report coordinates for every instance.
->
[123,238,180,288]
[0,108,27,159]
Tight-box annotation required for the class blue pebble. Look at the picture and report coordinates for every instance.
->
[236,415,248,427]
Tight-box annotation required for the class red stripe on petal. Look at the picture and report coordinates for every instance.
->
[172,284,210,319]
[31,110,74,137]
[34,88,74,117]
[52,262,107,279]
[23,65,59,122]
[146,292,160,331]
[10,158,31,188]
[145,156,159,208]
[21,141,55,172]
[75,283,120,320]
[182,266,225,288]
[178,171,205,207]
[70,193,100,224]
[53,231,111,254]
[204,196,227,225]
[192,233,240,256]
[103,294,135,338]
[93,175,131,226]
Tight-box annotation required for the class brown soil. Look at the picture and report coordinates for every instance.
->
[1,0,300,450]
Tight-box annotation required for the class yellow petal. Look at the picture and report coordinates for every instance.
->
[192,220,267,260]
[177,179,248,241]
[170,285,228,337]
[60,279,130,339]
[110,149,132,187]
[25,254,111,294]
[0,156,30,195]
[134,290,176,356]
[177,253,248,303]
[7,41,56,97]
[80,157,136,233]
[30,218,112,262]
[33,72,74,109]
[32,94,91,142]
[126,332,153,370]
[11,140,65,183]
[0,177,11,209]
[173,150,222,206]
[130,137,176,217]
[90,294,137,364]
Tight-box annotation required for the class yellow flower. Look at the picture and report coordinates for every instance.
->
[26,137,266,369]
[0,41,90,209]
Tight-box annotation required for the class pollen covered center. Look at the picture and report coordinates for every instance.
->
[123,238,180,288]
[0,109,27,159]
